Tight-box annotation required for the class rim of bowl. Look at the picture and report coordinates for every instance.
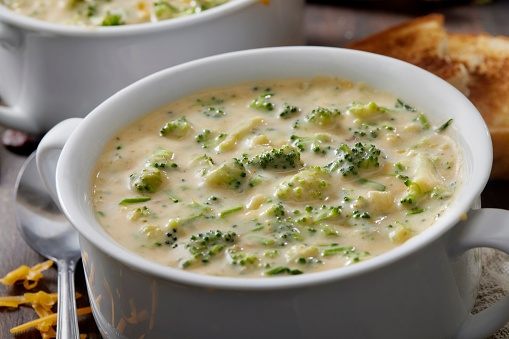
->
[56,46,492,291]
[0,0,254,37]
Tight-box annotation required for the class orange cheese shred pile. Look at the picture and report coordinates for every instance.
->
[1,261,92,338]
[9,306,92,334]
[0,290,88,338]
[0,260,54,289]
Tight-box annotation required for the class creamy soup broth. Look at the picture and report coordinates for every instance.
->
[1,0,229,26]
[91,77,462,278]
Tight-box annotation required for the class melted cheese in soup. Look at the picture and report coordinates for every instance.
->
[1,0,229,26]
[91,77,462,278]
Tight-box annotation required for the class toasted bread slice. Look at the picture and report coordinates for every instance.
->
[347,15,509,179]
[448,33,509,179]
[347,14,470,95]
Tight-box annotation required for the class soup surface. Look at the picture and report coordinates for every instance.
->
[92,77,462,278]
[1,0,229,26]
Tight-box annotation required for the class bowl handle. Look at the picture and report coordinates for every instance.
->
[449,208,509,339]
[0,22,42,133]
[0,106,40,133]
[36,118,83,205]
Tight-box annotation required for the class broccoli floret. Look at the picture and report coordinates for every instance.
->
[324,142,382,176]
[101,11,124,26]
[202,107,225,118]
[204,158,248,190]
[348,101,383,117]
[276,166,331,201]
[290,133,332,153]
[400,180,422,204]
[149,149,177,169]
[130,168,162,194]
[160,116,191,138]
[248,145,303,170]
[154,1,177,20]
[227,249,258,266]
[194,129,227,149]
[264,203,286,219]
[128,206,152,221]
[249,92,275,111]
[184,230,237,265]
[279,103,300,119]
[302,107,339,127]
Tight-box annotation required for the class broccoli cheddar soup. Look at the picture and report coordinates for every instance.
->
[1,0,230,26]
[92,77,462,278]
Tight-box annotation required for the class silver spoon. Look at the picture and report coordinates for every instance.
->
[14,152,81,338]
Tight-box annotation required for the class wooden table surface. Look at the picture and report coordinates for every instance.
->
[2,1,509,338]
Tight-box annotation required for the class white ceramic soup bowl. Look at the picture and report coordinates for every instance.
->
[0,0,304,135]
[37,46,509,339]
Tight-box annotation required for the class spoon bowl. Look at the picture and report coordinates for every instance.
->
[14,152,81,338]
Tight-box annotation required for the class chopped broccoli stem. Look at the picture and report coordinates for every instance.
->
[219,205,244,217]
[358,178,386,191]
[406,208,426,215]
[312,205,341,224]
[436,119,453,132]
[265,266,303,276]
[248,236,276,246]
[119,197,151,205]
[417,114,430,130]
[322,246,354,257]
[395,99,416,111]
[216,117,262,151]
[248,144,303,170]
[167,213,205,229]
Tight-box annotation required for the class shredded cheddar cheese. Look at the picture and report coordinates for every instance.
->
[0,290,85,338]
[1,261,91,338]
[0,260,53,289]
[10,306,92,333]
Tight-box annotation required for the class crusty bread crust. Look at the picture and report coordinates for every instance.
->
[347,14,509,179]
[347,14,448,60]
[448,33,509,179]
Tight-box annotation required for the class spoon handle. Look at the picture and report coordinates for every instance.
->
[56,259,80,339]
